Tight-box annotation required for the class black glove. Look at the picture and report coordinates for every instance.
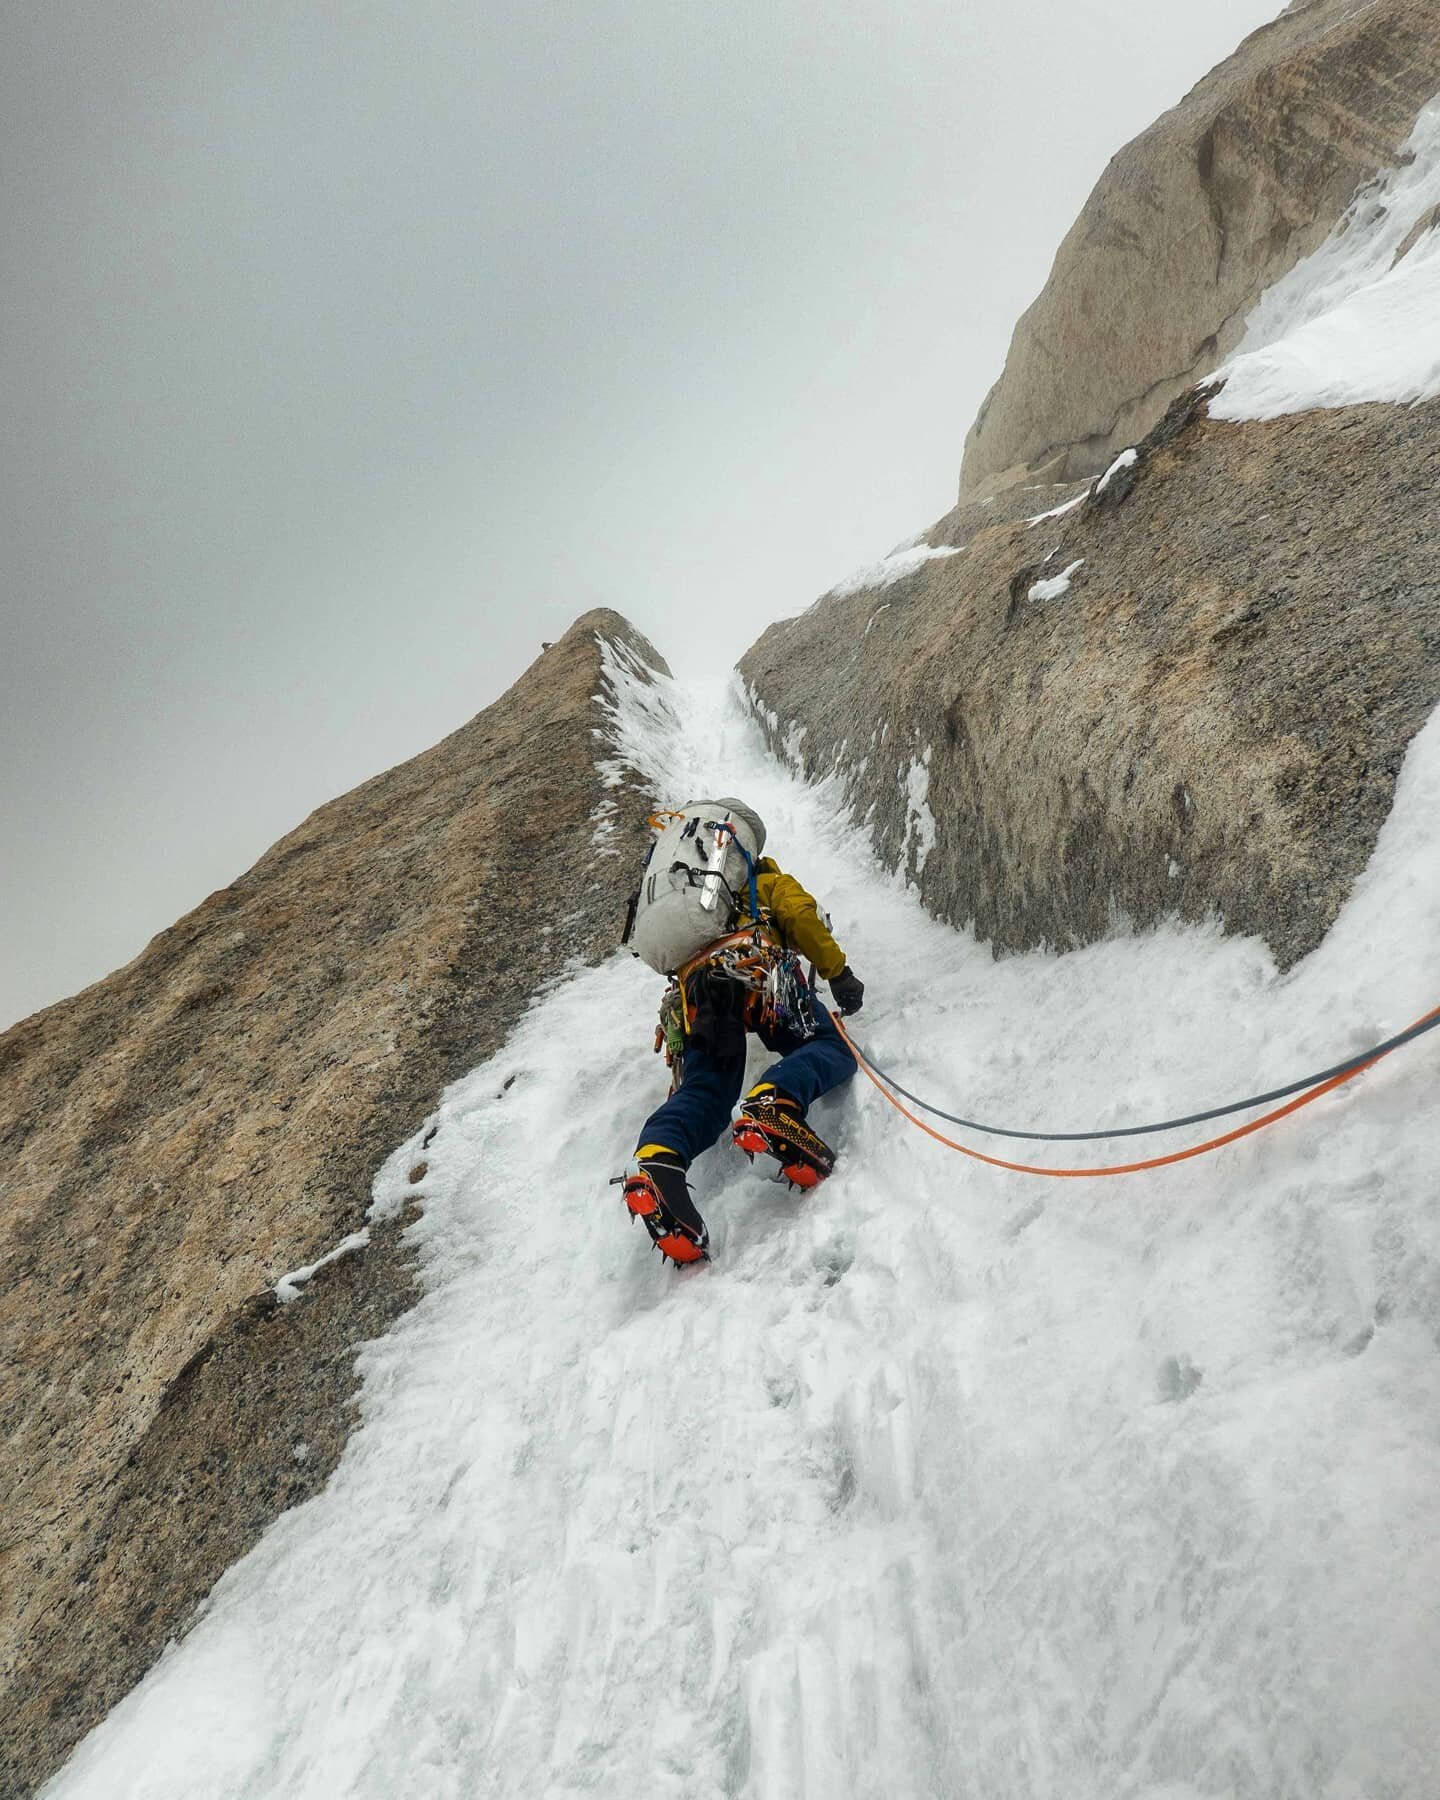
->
[829,966,865,1016]
[687,968,748,1069]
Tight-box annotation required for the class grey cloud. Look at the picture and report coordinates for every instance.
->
[1,0,1285,1026]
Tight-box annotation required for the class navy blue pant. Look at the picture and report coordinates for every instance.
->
[636,1003,857,1168]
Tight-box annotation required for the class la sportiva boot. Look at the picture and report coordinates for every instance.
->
[617,1150,709,1265]
[732,1086,835,1189]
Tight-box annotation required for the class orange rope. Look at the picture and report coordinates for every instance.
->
[831,1012,1411,1179]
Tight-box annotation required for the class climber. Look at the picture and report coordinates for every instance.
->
[618,797,865,1264]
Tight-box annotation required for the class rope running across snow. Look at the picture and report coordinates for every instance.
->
[844,1004,1440,1141]
[831,1002,1440,1181]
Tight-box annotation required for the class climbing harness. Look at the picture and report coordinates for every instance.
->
[654,927,818,1086]
[831,1001,1440,1180]
[704,828,816,1036]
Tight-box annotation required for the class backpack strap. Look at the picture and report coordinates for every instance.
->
[711,821,761,922]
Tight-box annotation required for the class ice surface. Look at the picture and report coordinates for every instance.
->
[44,646,1440,1800]
[1213,92,1440,420]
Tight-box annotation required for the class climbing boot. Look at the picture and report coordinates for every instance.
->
[732,1086,835,1189]
[618,1153,709,1265]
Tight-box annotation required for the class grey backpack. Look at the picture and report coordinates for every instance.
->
[625,797,767,975]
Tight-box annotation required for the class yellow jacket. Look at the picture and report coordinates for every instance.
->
[738,858,848,981]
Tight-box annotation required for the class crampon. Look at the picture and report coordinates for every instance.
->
[732,1089,835,1189]
[614,1161,709,1265]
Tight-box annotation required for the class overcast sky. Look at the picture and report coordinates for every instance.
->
[1,0,1287,1030]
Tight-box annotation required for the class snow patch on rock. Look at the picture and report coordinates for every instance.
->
[827,542,959,598]
[1025,491,1087,527]
[1213,92,1440,420]
[273,1230,371,1305]
[903,749,937,879]
[1029,559,1085,602]
[1096,448,1138,492]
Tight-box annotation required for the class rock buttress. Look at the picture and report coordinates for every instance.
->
[960,0,1440,498]
[0,609,668,1800]
[741,397,1440,971]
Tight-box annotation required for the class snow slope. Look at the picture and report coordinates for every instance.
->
[46,641,1440,1800]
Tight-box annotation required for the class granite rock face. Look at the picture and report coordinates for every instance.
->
[960,0,1440,498]
[742,393,1440,971]
[0,610,667,1800]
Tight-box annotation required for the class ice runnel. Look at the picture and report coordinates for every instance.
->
[45,652,1440,1800]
